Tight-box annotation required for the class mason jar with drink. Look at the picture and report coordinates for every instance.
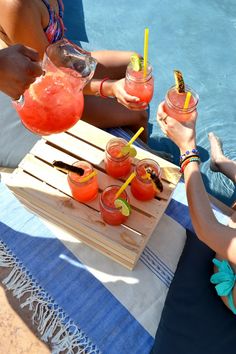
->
[100,185,131,226]
[131,159,162,201]
[104,138,133,179]
[67,161,98,203]
[125,56,154,108]
[163,70,199,122]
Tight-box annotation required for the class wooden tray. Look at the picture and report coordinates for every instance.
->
[6,121,181,270]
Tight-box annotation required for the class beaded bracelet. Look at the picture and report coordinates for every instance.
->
[179,148,199,164]
[181,155,200,168]
[99,77,110,98]
[180,156,200,173]
[179,154,200,166]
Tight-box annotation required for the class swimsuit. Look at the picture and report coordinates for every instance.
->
[210,258,236,314]
[41,0,64,43]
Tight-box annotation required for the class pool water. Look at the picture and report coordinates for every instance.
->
[65,0,236,206]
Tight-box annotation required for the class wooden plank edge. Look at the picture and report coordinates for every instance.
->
[12,192,135,270]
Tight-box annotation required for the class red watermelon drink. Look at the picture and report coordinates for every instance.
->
[163,70,199,122]
[14,69,84,135]
[125,56,154,108]
[68,161,98,203]
[14,38,97,135]
[104,138,133,178]
[100,185,130,225]
[131,159,162,201]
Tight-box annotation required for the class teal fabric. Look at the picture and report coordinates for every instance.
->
[210,258,236,315]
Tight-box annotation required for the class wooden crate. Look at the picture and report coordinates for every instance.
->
[6,121,181,270]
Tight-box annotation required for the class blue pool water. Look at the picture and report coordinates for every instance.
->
[64,0,236,206]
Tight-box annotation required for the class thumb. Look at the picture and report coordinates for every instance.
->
[20,45,41,62]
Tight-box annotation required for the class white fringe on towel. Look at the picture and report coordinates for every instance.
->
[0,240,101,354]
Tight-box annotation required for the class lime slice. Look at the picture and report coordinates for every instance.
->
[121,145,137,157]
[114,198,131,216]
[130,54,141,72]
[129,147,137,157]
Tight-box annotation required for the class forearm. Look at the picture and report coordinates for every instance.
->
[183,160,236,262]
[184,161,218,232]
[83,79,115,97]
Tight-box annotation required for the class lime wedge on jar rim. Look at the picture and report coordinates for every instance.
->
[130,54,141,71]
[121,145,137,157]
[114,198,131,216]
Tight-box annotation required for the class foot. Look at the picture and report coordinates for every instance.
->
[208,132,224,172]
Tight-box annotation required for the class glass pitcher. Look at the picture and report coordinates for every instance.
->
[14,39,97,135]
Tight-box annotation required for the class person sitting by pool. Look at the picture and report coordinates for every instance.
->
[157,102,236,314]
[0,0,148,141]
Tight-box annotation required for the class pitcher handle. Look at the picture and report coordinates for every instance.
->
[14,95,25,106]
[12,68,45,107]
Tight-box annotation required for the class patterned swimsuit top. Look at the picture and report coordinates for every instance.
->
[42,0,64,43]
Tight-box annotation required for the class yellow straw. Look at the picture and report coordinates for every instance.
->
[143,28,149,77]
[127,127,144,146]
[79,171,97,183]
[115,172,136,199]
[183,91,192,109]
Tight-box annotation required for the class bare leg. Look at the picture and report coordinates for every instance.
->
[208,132,236,183]
[82,95,148,142]
[91,50,136,79]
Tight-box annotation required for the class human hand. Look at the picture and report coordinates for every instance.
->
[0,44,43,100]
[156,101,198,153]
[111,78,148,111]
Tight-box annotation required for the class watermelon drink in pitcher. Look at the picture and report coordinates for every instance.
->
[14,39,97,135]
[17,69,84,135]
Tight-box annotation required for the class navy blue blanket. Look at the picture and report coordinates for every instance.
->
[152,229,236,354]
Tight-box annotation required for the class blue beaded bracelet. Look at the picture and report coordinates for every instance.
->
[180,148,199,163]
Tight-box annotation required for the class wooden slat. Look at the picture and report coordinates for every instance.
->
[68,120,113,150]
[45,132,105,166]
